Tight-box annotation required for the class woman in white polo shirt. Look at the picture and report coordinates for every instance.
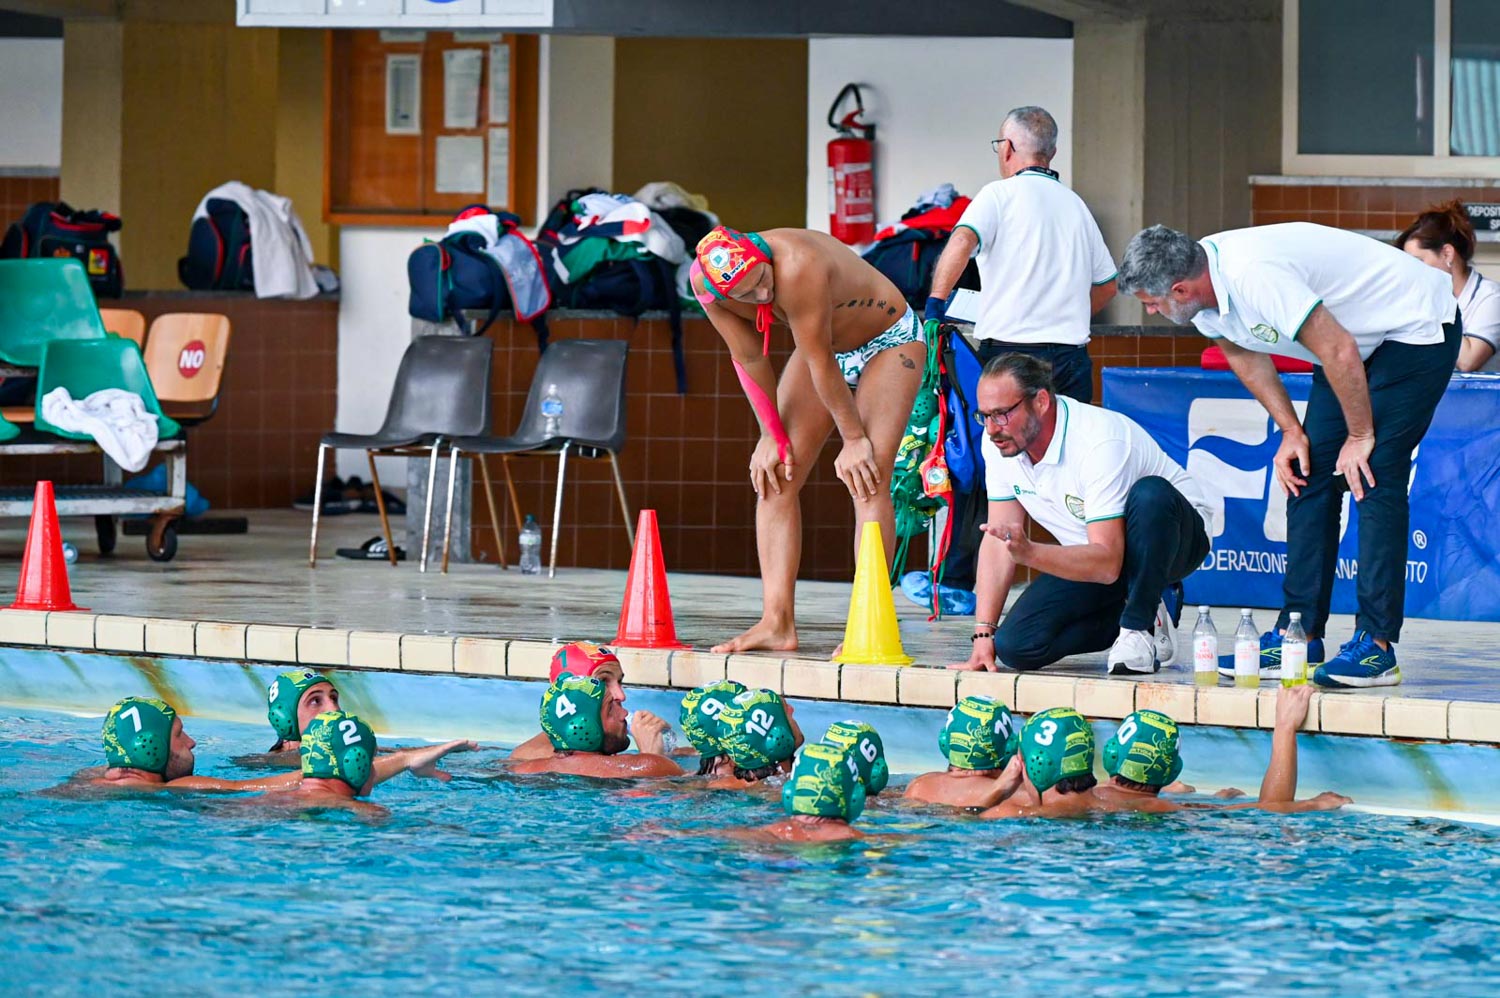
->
[1396,200,1500,372]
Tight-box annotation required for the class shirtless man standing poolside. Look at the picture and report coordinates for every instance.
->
[691,226,925,653]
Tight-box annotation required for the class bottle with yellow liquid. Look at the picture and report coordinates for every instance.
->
[1192,606,1218,686]
[1233,608,1259,689]
[1281,612,1309,687]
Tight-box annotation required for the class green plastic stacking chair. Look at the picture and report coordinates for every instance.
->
[0,259,108,367]
[34,337,182,440]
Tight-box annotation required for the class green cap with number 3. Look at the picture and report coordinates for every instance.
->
[1020,707,1095,793]
[300,710,377,794]
[939,696,1020,772]
[102,696,178,775]
[719,689,797,771]
[539,674,607,752]
[822,720,889,794]
[1102,710,1183,789]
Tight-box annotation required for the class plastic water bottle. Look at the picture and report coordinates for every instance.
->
[626,714,679,755]
[62,542,78,565]
[1192,606,1218,686]
[518,514,542,574]
[1234,609,1259,689]
[1281,612,1309,687]
[541,383,563,438]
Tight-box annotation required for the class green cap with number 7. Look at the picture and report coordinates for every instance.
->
[1020,707,1095,793]
[539,674,607,752]
[719,689,797,771]
[300,711,377,793]
[102,696,177,775]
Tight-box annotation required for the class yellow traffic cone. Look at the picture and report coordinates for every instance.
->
[834,521,913,666]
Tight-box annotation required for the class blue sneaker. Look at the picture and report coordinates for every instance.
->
[1314,631,1400,688]
[899,571,933,608]
[1217,629,1326,679]
[935,583,976,616]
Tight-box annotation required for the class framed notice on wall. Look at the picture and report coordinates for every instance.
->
[324,30,537,226]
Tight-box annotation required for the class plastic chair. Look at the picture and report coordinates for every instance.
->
[309,335,494,571]
[100,308,147,348]
[143,313,231,424]
[441,339,631,577]
[34,337,182,439]
[0,259,107,367]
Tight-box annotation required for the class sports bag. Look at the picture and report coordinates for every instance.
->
[179,198,254,291]
[862,227,980,310]
[560,255,687,393]
[1,201,124,298]
[408,218,551,349]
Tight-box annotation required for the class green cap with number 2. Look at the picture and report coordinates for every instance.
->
[939,695,1020,771]
[1020,707,1095,793]
[300,710,377,794]
[719,688,797,770]
[539,674,607,752]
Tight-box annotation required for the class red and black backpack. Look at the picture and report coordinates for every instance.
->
[0,201,124,298]
[179,198,254,291]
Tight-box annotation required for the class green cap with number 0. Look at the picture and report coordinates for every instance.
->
[539,674,607,752]
[1020,707,1095,793]
[300,710,377,794]
[102,696,178,775]
[1103,709,1183,788]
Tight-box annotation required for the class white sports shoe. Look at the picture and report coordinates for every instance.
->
[1108,628,1160,675]
[1153,599,1178,667]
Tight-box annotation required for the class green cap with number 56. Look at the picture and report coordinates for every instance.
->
[102,696,177,775]
[300,710,377,793]
[1020,707,1095,793]
[540,674,607,752]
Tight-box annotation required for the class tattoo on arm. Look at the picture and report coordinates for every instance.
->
[900,355,916,369]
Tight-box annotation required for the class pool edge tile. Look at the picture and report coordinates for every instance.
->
[1073,677,1136,719]
[507,640,558,680]
[1196,686,1258,728]
[669,650,727,689]
[194,621,247,660]
[1319,693,1385,737]
[956,671,1018,708]
[453,637,508,677]
[1014,674,1078,713]
[246,624,301,663]
[725,654,784,693]
[898,667,958,708]
[840,664,899,705]
[402,634,456,674]
[1383,696,1449,740]
[144,618,195,657]
[46,611,97,650]
[1448,700,1500,745]
[1254,687,1321,732]
[94,615,146,653]
[297,627,351,667]
[347,631,402,670]
[0,609,48,646]
[1134,681,1196,724]
[783,658,841,700]
[613,647,670,686]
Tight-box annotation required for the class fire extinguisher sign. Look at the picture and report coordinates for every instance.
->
[826,83,876,245]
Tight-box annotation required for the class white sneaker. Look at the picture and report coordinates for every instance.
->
[1108,628,1160,675]
[1153,599,1177,667]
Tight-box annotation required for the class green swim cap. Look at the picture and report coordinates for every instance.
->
[822,720,889,794]
[1103,709,1184,788]
[299,711,377,793]
[719,688,798,771]
[267,669,336,741]
[102,696,178,775]
[782,741,866,821]
[1021,707,1096,793]
[539,674,607,752]
[679,680,746,757]
[939,695,1020,771]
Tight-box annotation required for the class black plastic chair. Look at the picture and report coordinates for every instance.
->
[309,335,494,571]
[440,339,631,577]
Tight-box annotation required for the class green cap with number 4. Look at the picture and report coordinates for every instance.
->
[1020,707,1095,793]
[300,710,377,794]
[719,689,797,771]
[540,674,607,752]
[102,696,178,775]
[939,696,1019,771]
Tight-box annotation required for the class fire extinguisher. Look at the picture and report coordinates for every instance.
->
[827,83,876,245]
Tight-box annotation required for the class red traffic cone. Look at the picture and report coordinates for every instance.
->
[613,509,688,649]
[10,481,85,612]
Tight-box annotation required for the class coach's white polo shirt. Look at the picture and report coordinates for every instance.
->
[1191,223,1457,364]
[956,169,1117,347]
[983,396,1211,547]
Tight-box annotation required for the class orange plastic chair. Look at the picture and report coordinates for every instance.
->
[141,313,231,424]
[99,308,147,348]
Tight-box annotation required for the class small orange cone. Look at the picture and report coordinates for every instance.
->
[834,521,911,665]
[613,509,688,649]
[10,481,85,612]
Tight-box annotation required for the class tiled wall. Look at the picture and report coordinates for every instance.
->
[0,175,58,232]
[1251,182,1500,233]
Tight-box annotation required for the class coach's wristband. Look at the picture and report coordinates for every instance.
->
[924,295,947,323]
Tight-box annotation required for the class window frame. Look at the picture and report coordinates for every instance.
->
[1282,0,1500,176]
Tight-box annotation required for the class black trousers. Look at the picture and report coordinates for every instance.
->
[993,476,1210,671]
[941,341,1093,591]
[1277,316,1462,642]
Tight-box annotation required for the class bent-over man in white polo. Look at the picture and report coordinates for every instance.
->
[1117,222,1460,690]
[950,353,1212,675]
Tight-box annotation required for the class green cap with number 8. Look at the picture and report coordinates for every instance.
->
[939,696,1020,771]
[300,710,376,794]
[679,680,745,758]
[822,720,888,794]
[1102,709,1183,789]
[1020,707,1095,793]
[719,688,797,771]
[540,674,607,752]
[267,670,336,742]
[102,696,177,775]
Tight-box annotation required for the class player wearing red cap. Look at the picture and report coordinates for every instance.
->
[506,642,674,762]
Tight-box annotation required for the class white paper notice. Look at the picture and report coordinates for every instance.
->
[487,128,510,205]
[385,54,421,135]
[443,48,483,130]
[435,135,485,194]
[488,43,510,124]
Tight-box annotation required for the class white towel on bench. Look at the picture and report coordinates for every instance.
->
[40,388,160,472]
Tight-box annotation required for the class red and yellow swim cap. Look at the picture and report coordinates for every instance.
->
[549,641,621,683]
[693,226,776,351]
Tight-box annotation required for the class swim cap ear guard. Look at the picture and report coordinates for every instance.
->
[1021,707,1096,793]
[549,642,621,684]
[719,689,798,771]
[782,741,867,821]
[822,720,889,794]
[679,680,747,758]
[939,696,1021,771]
[102,696,178,775]
[1102,709,1184,788]
[539,675,608,752]
[267,670,336,742]
[300,711,377,794]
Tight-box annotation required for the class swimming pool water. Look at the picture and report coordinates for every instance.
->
[3,707,1497,995]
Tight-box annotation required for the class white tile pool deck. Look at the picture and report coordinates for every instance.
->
[1,509,1497,745]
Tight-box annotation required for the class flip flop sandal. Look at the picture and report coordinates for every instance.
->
[336,536,407,561]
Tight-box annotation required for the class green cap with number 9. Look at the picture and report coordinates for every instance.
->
[822,720,888,794]
[1020,707,1095,792]
[539,674,607,752]
[719,688,797,771]
[1103,709,1183,788]
[939,695,1020,771]
[267,670,336,741]
[300,710,377,793]
[679,680,746,758]
[782,741,866,820]
[102,696,178,775]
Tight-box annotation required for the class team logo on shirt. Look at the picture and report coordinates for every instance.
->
[1065,495,1086,520]
[1012,485,1036,497]
[1249,323,1280,344]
